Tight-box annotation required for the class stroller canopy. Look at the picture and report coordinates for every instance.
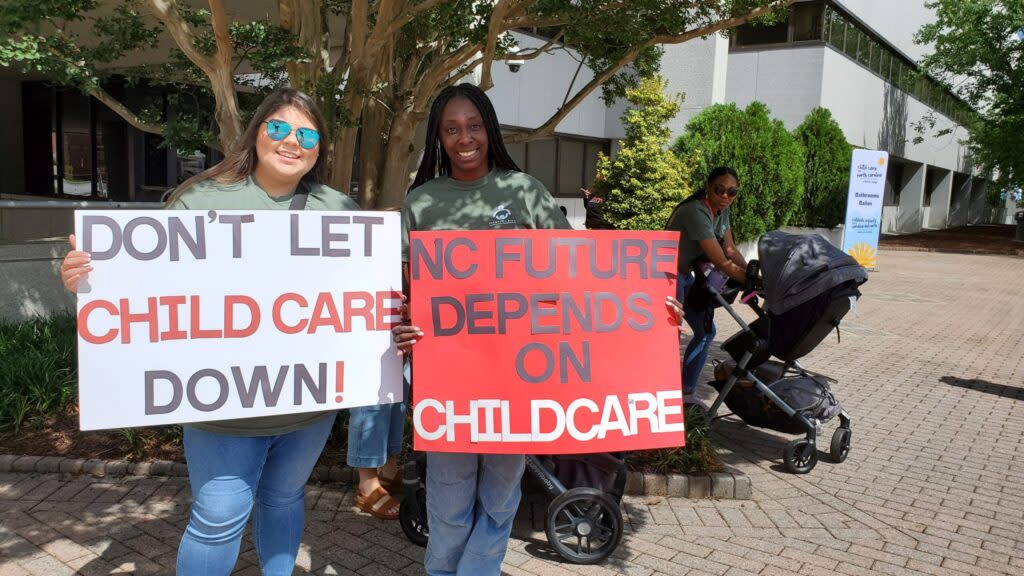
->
[758,231,868,315]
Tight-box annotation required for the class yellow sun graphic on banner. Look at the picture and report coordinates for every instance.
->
[848,243,877,268]
[877,156,886,166]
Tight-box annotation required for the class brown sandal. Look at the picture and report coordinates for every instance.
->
[379,472,403,494]
[355,486,400,520]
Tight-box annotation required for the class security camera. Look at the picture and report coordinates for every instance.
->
[507,59,524,73]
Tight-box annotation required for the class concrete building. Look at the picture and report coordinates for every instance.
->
[0,0,1014,320]
[661,0,1014,234]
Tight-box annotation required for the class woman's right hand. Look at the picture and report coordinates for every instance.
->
[60,234,92,293]
[391,293,423,356]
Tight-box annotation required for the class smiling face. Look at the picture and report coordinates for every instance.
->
[438,97,490,181]
[705,173,740,212]
[254,105,320,186]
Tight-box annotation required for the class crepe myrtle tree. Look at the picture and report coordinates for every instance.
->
[1,0,795,208]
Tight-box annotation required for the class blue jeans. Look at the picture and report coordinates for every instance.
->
[346,360,409,468]
[177,413,336,576]
[679,273,717,396]
[425,453,525,576]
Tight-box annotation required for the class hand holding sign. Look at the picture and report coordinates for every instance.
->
[60,234,93,292]
[391,293,423,356]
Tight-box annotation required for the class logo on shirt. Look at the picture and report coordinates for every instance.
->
[489,204,517,227]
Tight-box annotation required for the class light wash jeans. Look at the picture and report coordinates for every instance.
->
[347,363,409,468]
[424,452,525,576]
[176,413,336,575]
[679,273,717,396]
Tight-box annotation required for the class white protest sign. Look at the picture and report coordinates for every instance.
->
[74,210,403,430]
[841,149,889,270]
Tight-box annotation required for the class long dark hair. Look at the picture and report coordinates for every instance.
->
[166,88,328,205]
[410,83,520,190]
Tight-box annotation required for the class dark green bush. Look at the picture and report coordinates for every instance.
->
[0,313,78,433]
[793,107,853,228]
[672,102,805,242]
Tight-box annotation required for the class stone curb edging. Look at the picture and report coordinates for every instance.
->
[0,454,751,500]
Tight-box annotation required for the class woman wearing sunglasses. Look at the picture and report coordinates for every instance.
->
[59,88,355,575]
[664,166,748,411]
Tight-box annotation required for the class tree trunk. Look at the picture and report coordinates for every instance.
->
[378,110,422,209]
[330,126,359,195]
[210,66,244,151]
[280,0,325,93]
[357,97,389,208]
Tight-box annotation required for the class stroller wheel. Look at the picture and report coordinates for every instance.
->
[783,439,818,474]
[399,488,429,547]
[830,428,852,463]
[545,487,623,564]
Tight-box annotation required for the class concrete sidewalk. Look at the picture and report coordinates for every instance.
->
[2,249,1023,575]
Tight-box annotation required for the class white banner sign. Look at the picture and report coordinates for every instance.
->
[841,149,889,269]
[74,210,403,430]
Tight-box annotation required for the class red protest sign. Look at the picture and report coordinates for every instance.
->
[409,230,684,454]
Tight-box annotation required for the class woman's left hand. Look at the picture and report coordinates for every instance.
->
[666,296,685,333]
[392,293,423,356]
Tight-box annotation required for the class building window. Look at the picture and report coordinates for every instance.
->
[503,132,610,197]
[20,81,178,200]
[734,2,824,47]
[735,19,788,47]
[792,3,824,42]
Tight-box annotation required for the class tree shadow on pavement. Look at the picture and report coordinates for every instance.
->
[939,376,1024,401]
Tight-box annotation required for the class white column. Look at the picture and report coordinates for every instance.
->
[897,162,926,233]
[968,178,988,224]
[927,169,953,229]
[948,174,971,227]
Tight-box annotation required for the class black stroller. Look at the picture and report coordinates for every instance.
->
[704,231,867,474]
[399,452,626,564]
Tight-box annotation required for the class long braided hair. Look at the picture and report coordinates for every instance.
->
[410,83,520,191]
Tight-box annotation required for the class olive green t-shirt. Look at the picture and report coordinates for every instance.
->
[664,198,731,275]
[401,169,571,260]
[168,175,359,436]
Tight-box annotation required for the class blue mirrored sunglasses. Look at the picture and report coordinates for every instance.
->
[264,119,320,149]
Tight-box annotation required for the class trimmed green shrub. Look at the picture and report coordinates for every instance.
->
[0,313,77,433]
[793,107,853,228]
[672,102,805,242]
[629,406,721,474]
[593,75,697,230]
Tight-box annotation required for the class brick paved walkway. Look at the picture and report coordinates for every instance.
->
[2,250,1023,575]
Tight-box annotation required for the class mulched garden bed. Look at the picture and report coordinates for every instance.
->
[879,224,1023,256]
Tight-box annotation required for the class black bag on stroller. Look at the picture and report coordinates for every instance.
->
[710,369,842,434]
[536,452,627,503]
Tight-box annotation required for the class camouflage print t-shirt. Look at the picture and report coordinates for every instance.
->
[401,169,571,260]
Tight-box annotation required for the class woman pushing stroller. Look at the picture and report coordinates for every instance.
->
[665,167,749,410]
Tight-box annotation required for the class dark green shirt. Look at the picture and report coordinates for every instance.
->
[665,198,731,275]
[402,169,571,260]
[168,175,358,436]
